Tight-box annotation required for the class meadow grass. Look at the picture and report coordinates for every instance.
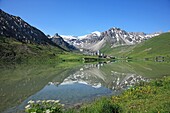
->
[66,76,170,113]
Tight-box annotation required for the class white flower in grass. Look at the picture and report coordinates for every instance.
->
[28,100,34,104]
[42,100,45,103]
[46,100,55,103]
[25,105,30,109]
[54,100,60,103]
[46,109,51,113]
[46,100,51,103]
[61,104,65,107]
[36,100,41,103]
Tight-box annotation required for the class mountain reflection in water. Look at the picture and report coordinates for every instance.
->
[2,61,170,112]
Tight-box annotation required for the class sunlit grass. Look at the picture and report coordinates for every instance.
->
[101,33,170,60]
[67,76,170,113]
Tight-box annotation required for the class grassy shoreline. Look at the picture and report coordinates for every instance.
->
[25,76,170,113]
[75,76,170,113]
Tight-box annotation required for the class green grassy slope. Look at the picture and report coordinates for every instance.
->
[0,36,99,63]
[101,44,135,57]
[127,33,170,59]
[101,33,170,60]
[0,36,63,63]
[67,76,170,113]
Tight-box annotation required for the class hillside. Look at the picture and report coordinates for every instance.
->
[0,9,81,63]
[101,32,170,60]
[0,36,63,63]
[127,32,170,59]
[0,9,58,46]
[0,36,99,64]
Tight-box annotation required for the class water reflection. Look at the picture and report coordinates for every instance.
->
[14,62,151,112]
[1,61,170,112]
[0,63,81,113]
[59,63,150,91]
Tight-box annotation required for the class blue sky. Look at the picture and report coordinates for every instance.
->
[0,0,170,36]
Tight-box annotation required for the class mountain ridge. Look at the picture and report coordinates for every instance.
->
[57,27,161,52]
[0,9,55,46]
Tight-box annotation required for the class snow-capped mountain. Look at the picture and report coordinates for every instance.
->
[60,27,161,52]
[78,31,101,40]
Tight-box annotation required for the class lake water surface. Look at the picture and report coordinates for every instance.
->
[1,61,170,113]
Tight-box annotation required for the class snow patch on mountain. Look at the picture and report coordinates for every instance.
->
[78,35,88,40]
[92,31,101,37]
[60,35,77,41]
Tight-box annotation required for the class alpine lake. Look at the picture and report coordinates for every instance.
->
[1,60,170,113]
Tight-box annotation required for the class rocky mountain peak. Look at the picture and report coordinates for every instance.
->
[54,33,60,37]
[51,33,78,51]
[61,27,161,52]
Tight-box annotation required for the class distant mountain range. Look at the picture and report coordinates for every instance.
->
[0,9,162,53]
[59,28,161,52]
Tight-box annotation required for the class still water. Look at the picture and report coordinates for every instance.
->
[0,61,170,112]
